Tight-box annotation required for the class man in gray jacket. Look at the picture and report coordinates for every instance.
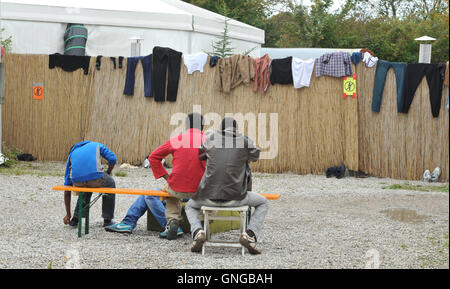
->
[185,117,269,254]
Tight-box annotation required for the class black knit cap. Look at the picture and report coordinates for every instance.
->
[186,113,204,130]
[221,117,238,131]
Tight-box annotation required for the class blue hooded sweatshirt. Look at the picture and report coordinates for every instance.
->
[64,141,117,186]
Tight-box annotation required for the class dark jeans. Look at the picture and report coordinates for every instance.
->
[402,63,445,117]
[152,46,182,102]
[73,174,116,220]
[371,60,407,113]
[123,54,153,97]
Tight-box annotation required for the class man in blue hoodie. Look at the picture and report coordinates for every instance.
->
[63,140,117,227]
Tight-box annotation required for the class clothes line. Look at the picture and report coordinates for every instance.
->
[46,46,449,117]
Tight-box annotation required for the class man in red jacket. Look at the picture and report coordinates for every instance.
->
[149,113,206,240]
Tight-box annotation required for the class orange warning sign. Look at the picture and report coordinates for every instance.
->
[33,84,44,100]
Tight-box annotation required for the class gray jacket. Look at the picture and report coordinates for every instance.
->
[193,128,260,201]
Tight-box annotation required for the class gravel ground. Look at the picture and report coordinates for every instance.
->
[0,161,448,269]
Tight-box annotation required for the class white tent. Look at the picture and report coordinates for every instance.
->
[0,0,264,57]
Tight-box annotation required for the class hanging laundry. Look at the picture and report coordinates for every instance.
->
[215,54,255,94]
[401,63,445,118]
[96,55,102,70]
[291,57,315,89]
[253,54,271,93]
[209,56,220,67]
[314,52,352,78]
[362,52,378,68]
[152,46,182,102]
[351,52,363,65]
[110,57,116,69]
[371,60,407,113]
[123,54,153,97]
[360,49,374,56]
[64,24,87,56]
[109,56,124,69]
[183,52,208,74]
[49,53,90,75]
[270,56,293,85]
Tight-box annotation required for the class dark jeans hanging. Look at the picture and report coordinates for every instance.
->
[123,54,153,97]
[49,53,90,74]
[371,60,407,113]
[402,63,445,118]
[152,46,182,102]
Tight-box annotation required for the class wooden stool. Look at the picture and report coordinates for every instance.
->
[201,205,250,256]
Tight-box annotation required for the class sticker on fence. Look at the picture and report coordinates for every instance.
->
[33,81,44,100]
[343,74,356,99]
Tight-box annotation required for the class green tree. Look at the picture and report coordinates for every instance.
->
[203,2,258,57]
[306,0,334,47]
[0,28,12,51]
[265,0,339,48]
[341,0,449,62]
[205,10,235,57]
[183,0,269,29]
[183,0,449,62]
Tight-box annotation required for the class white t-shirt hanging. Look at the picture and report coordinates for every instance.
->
[362,52,378,68]
[291,57,315,89]
[183,52,208,74]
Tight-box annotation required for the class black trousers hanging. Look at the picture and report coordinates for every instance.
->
[402,63,444,118]
[152,46,182,102]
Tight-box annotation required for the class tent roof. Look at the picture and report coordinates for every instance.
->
[0,0,265,44]
[2,0,189,14]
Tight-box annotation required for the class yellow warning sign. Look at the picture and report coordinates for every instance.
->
[343,74,356,98]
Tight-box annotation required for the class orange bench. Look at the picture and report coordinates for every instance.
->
[52,186,280,237]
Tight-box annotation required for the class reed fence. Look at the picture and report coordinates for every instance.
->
[2,53,448,181]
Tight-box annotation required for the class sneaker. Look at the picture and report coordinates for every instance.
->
[239,231,261,255]
[191,229,206,253]
[105,222,133,233]
[69,217,78,227]
[423,170,432,182]
[159,227,184,238]
[166,220,180,240]
[430,167,441,182]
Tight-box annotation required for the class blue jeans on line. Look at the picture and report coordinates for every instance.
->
[371,60,407,113]
[122,195,166,229]
[123,54,153,97]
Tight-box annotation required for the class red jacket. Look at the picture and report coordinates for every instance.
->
[149,128,206,193]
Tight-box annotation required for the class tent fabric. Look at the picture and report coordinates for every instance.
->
[0,0,264,57]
